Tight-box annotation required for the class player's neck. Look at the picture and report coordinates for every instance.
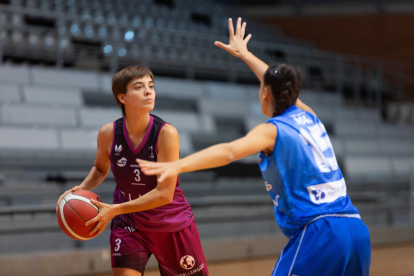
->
[124,112,150,138]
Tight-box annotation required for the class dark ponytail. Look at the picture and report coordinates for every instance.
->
[264,63,301,117]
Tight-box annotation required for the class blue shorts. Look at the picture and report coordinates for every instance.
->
[272,216,371,276]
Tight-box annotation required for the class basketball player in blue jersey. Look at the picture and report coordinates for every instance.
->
[57,66,208,276]
[137,18,371,276]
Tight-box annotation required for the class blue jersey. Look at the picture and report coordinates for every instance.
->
[259,105,359,237]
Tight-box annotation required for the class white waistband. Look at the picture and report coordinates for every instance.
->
[308,213,361,226]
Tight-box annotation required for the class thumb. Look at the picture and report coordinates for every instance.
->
[214,41,228,50]
[90,199,101,207]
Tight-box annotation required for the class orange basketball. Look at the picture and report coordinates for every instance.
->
[57,190,103,240]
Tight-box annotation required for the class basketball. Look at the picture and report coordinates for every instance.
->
[57,190,103,240]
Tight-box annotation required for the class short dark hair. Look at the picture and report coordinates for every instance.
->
[264,63,301,117]
[112,65,154,117]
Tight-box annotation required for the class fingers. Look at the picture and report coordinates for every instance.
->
[157,173,167,184]
[236,17,242,37]
[241,22,246,38]
[56,186,81,210]
[244,34,252,44]
[90,199,100,207]
[228,18,234,39]
[89,221,102,236]
[141,166,163,176]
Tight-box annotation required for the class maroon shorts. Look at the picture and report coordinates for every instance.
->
[110,220,208,276]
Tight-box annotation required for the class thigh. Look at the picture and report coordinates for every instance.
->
[110,228,152,274]
[274,217,353,276]
[151,221,209,276]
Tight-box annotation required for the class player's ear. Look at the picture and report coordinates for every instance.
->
[263,86,271,101]
[118,93,126,104]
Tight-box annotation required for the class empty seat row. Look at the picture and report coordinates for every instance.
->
[331,138,414,157]
[344,156,414,184]
[334,122,414,139]
[0,126,193,155]
[0,65,99,89]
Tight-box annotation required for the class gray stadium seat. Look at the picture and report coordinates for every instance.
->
[391,158,414,182]
[0,105,77,127]
[380,140,414,155]
[344,156,393,184]
[0,85,21,103]
[329,137,345,157]
[204,81,248,100]
[245,117,268,132]
[79,108,121,128]
[98,74,113,94]
[357,109,381,123]
[153,111,201,134]
[0,65,30,84]
[23,86,83,107]
[154,77,204,99]
[199,99,249,118]
[60,129,99,151]
[344,140,380,155]
[178,132,193,155]
[31,67,99,90]
[0,127,59,149]
[334,121,378,137]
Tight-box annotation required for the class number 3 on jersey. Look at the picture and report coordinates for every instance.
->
[299,122,338,173]
[134,169,141,182]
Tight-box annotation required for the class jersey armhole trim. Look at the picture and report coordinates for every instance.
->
[265,121,279,158]
[155,122,168,155]
[109,120,116,161]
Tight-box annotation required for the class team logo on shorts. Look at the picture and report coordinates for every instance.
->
[117,157,127,167]
[180,255,195,270]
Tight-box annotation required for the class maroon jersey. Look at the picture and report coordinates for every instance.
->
[110,114,194,232]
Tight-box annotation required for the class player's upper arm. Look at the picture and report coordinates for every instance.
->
[226,123,277,161]
[155,124,180,197]
[93,123,113,175]
[157,124,180,163]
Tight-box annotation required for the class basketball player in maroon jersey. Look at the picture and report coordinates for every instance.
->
[57,66,208,276]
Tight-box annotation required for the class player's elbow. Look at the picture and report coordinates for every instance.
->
[222,143,236,163]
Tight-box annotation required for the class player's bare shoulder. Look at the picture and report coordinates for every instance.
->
[157,124,179,153]
[160,124,179,139]
[97,122,114,152]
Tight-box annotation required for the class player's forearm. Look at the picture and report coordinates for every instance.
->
[177,143,234,174]
[114,187,172,214]
[79,166,108,191]
[240,51,269,83]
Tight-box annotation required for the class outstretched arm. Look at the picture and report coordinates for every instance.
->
[137,123,277,183]
[216,17,316,116]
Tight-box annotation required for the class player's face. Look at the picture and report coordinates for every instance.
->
[122,75,156,112]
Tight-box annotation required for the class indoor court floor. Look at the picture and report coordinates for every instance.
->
[91,243,414,276]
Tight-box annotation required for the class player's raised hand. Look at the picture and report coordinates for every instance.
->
[215,17,252,58]
[136,159,180,183]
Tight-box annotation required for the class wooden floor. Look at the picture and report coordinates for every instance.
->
[92,243,414,276]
